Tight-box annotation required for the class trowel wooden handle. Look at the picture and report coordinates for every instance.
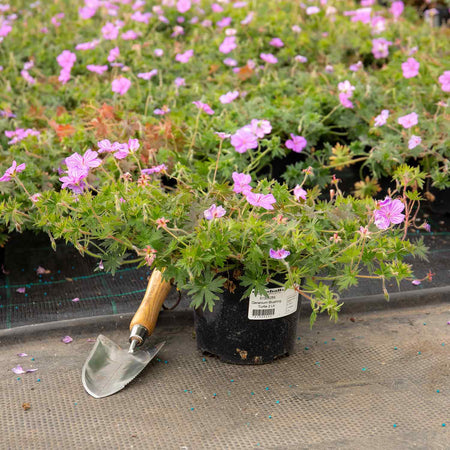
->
[130,269,172,336]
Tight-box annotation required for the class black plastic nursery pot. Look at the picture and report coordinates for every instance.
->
[194,275,301,365]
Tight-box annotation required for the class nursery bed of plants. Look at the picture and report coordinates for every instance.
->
[1,304,449,448]
[0,0,449,324]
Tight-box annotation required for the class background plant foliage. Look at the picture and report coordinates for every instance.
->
[1,0,448,211]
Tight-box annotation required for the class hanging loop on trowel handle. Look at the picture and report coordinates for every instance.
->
[128,269,172,353]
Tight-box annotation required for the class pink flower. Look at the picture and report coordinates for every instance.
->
[0,21,12,38]
[242,12,254,25]
[16,287,26,294]
[58,68,71,85]
[338,80,355,97]
[246,192,277,210]
[269,248,290,260]
[230,128,258,153]
[51,13,64,27]
[127,138,140,153]
[438,71,450,92]
[339,93,354,109]
[250,119,272,138]
[349,61,363,72]
[131,11,152,24]
[402,57,419,79]
[306,6,320,14]
[5,128,40,145]
[79,6,97,20]
[349,8,372,24]
[269,38,284,48]
[87,64,108,74]
[408,135,422,150]
[219,36,237,54]
[56,50,76,70]
[371,38,392,59]
[374,197,405,230]
[211,3,223,13]
[121,30,140,40]
[59,167,87,194]
[285,134,307,153]
[220,91,239,104]
[260,53,278,64]
[295,55,308,63]
[141,164,167,174]
[102,22,119,40]
[177,0,191,13]
[175,77,185,87]
[154,48,164,57]
[156,217,169,229]
[223,58,237,67]
[154,108,170,115]
[175,49,194,63]
[75,40,99,51]
[293,185,307,200]
[97,139,113,153]
[21,70,36,85]
[374,109,389,127]
[111,77,131,95]
[213,132,231,141]
[192,101,214,115]
[171,26,184,38]
[65,149,101,176]
[0,161,26,182]
[204,204,226,220]
[371,16,386,34]
[411,279,421,286]
[232,172,252,194]
[144,246,157,267]
[138,69,158,80]
[112,142,130,159]
[390,1,404,19]
[397,112,418,129]
[217,17,232,28]
[292,25,302,33]
[30,193,42,203]
[108,47,120,63]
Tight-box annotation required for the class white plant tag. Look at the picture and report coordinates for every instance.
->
[248,288,298,320]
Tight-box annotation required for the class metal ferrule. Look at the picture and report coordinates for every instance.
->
[128,324,148,353]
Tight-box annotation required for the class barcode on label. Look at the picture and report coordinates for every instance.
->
[252,308,275,317]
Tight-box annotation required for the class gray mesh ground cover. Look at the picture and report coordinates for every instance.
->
[0,304,449,449]
[0,232,449,329]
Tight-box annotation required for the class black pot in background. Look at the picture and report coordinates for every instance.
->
[194,275,301,365]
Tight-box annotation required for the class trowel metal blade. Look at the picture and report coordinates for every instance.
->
[82,334,164,398]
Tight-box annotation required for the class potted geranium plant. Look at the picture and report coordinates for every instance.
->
[0,137,427,364]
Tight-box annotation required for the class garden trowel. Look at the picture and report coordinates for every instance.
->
[82,269,172,398]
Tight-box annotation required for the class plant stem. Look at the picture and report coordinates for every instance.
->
[212,139,223,185]
[187,110,201,162]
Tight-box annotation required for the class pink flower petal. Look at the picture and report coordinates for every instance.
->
[12,365,26,374]
[16,287,26,294]
[17,353,28,357]
[36,266,50,275]
[62,336,73,344]
[71,297,80,302]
